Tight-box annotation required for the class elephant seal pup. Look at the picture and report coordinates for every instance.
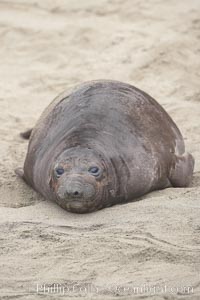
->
[16,80,195,213]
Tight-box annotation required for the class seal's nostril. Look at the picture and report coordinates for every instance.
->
[65,189,82,198]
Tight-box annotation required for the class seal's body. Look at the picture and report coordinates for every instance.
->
[16,80,194,213]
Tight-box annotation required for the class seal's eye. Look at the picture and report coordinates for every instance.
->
[88,166,100,176]
[55,167,64,177]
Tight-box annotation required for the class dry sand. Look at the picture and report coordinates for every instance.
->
[0,0,200,299]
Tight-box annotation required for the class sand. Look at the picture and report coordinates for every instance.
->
[0,0,200,299]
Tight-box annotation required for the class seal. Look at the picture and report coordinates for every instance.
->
[16,80,195,213]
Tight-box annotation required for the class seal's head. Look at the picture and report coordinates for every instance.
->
[50,147,115,213]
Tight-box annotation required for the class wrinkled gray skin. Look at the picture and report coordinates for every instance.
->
[16,80,195,213]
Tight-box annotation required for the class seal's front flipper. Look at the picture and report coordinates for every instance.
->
[169,153,195,187]
[15,167,24,180]
[20,128,33,140]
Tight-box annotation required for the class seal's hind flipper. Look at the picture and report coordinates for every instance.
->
[169,153,195,187]
[15,167,24,179]
[20,129,33,139]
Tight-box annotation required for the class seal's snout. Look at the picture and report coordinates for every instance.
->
[65,186,83,198]
[57,175,96,203]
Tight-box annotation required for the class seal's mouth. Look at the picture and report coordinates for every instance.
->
[67,200,84,209]
[54,192,100,213]
[64,198,98,213]
[50,171,105,213]
[54,175,99,213]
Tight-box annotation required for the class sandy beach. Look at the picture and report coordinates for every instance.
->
[0,0,200,299]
